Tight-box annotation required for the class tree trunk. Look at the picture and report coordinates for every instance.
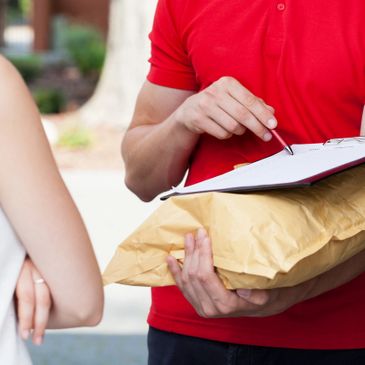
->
[79,0,158,128]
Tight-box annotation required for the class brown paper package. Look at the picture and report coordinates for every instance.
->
[103,165,365,289]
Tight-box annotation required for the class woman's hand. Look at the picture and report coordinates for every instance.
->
[173,76,276,141]
[167,229,365,318]
[15,257,51,345]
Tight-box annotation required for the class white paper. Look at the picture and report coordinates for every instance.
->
[166,140,365,196]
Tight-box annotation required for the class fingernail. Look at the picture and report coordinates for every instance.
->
[21,330,30,340]
[267,118,277,129]
[34,336,43,346]
[237,289,251,299]
[263,132,272,141]
[197,228,207,240]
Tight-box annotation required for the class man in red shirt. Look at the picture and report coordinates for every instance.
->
[122,0,365,363]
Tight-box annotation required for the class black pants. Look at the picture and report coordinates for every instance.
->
[148,327,365,365]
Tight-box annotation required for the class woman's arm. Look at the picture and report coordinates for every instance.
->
[0,57,103,329]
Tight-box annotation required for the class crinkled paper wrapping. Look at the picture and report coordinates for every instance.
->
[103,166,365,289]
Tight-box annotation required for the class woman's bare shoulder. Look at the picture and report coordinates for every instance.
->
[0,55,19,78]
[0,55,31,93]
[0,55,36,118]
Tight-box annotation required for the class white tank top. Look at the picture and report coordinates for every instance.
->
[0,208,32,364]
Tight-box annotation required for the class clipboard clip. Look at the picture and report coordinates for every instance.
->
[324,136,365,146]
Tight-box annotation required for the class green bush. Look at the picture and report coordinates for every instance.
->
[6,7,23,25]
[8,54,42,82]
[32,88,65,114]
[19,0,31,19]
[64,25,106,76]
[6,0,31,24]
[58,126,93,149]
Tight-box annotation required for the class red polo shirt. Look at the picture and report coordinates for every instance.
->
[147,0,365,349]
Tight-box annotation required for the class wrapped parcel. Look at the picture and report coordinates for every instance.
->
[103,166,365,289]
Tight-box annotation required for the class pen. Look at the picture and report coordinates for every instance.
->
[271,129,294,155]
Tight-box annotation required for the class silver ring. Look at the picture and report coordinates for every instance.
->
[33,278,46,285]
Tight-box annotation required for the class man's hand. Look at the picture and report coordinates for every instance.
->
[15,257,51,345]
[173,76,276,141]
[122,78,277,201]
[167,229,365,318]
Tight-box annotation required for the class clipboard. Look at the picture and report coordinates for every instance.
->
[161,137,365,200]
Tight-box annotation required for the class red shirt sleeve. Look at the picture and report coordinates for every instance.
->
[147,0,199,91]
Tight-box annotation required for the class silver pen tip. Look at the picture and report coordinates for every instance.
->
[285,145,294,155]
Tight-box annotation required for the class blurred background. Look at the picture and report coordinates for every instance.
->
[0,0,160,364]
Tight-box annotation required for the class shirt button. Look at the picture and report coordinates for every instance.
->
[277,3,286,11]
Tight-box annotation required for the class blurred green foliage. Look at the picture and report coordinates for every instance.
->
[6,0,30,24]
[19,0,31,18]
[5,7,22,25]
[8,54,42,82]
[64,25,106,76]
[58,126,94,149]
[32,88,65,114]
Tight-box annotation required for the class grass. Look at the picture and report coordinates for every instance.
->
[57,125,94,150]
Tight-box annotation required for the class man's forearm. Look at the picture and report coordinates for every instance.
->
[123,76,278,201]
[303,248,365,302]
[122,113,199,201]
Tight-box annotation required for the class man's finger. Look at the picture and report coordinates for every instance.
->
[184,230,221,317]
[196,235,227,297]
[225,78,277,131]
[207,105,246,136]
[217,96,268,139]
[167,255,183,287]
[195,116,234,140]
[181,233,195,285]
